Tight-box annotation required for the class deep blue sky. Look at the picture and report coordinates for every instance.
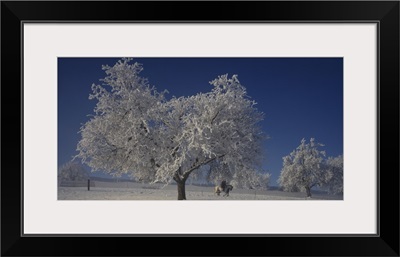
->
[58,58,343,185]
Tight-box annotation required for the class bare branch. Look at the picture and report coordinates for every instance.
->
[211,109,221,125]
[183,154,225,180]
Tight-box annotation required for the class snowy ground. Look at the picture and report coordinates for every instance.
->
[58,181,342,200]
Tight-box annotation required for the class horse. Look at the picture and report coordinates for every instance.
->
[214,184,233,196]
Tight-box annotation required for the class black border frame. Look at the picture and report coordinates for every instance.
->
[2,1,399,256]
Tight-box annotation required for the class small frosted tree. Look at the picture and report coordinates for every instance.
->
[206,161,270,190]
[325,155,343,195]
[76,58,268,200]
[278,138,327,197]
[58,161,89,185]
[240,171,271,190]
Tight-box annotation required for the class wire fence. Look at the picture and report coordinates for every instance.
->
[59,180,95,187]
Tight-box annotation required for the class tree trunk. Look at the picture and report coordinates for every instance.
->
[177,180,187,200]
[305,186,312,198]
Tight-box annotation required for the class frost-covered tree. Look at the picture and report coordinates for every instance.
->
[76,58,268,200]
[58,161,89,184]
[278,138,327,197]
[324,155,343,195]
[205,161,270,190]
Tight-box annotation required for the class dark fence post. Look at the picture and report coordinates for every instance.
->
[88,179,90,191]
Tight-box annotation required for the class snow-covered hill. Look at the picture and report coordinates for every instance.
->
[58,181,342,200]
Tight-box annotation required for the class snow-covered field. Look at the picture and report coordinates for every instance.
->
[58,181,342,200]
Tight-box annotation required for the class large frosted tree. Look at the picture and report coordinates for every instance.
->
[278,138,327,197]
[76,58,267,199]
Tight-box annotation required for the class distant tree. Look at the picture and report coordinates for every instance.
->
[58,161,89,184]
[204,159,271,190]
[324,155,343,195]
[278,138,328,197]
[76,58,268,200]
[250,172,271,190]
